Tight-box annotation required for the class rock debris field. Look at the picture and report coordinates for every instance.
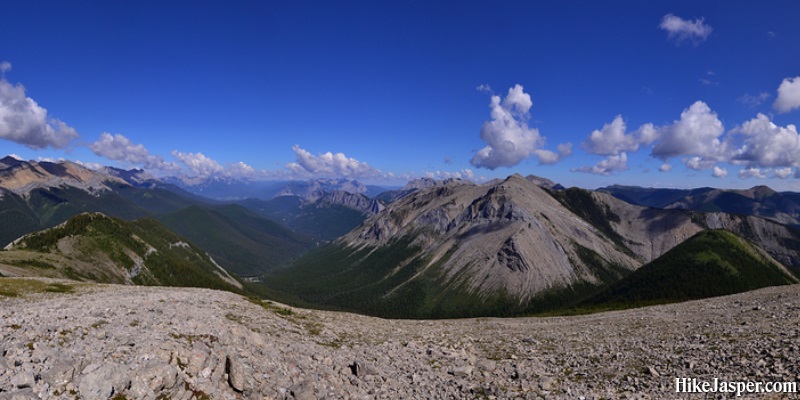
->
[2,278,800,399]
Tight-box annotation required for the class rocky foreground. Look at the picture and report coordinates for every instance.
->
[1,279,800,399]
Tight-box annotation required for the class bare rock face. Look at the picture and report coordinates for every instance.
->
[225,355,246,392]
[348,175,635,301]
[0,157,127,197]
[337,175,800,306]
[2,279,800,399]
[312,190,385,214]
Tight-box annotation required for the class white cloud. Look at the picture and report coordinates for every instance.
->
[476,84,492,93]
[0,62,10,74]
[6,153,22,160]
[738,167,767,179]
[286,145,381,179]
[684,156,717,170]
[732,113,800,168]
[532,149,559,165]
[774,76,800,113]
[90,133,166,169]
[557,142,574,157]
[574,152,628,176]
[91,133,147,163]
[75,160,105,171]
[659,13,712,45]
[659,163,672,172]
[425,169,475,180]
[582,116,656,156]
[223,161,258,179]
[534,143,572,165]
[0,78,79,149]
[171,151,224,178]
[712,166,728,178]
[774,167,793,179]
[471,84,564,169]
[651,101,726,161]
[738,92,770,108]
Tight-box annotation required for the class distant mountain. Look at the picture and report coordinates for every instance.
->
[264,175,800,318]
[583,230,798,308]
[236,195,372,242]
[600,185,800,226]
[0,159,212,247]
[0,156,127,196]
[167,176,392,229]
[162,176,290,200]
[168,176,390,201]
[0,212,244,292]
[99,166,158,188]
[0,159,315,275]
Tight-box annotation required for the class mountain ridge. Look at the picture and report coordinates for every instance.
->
[1,212,244,292]
[264,174,800,318]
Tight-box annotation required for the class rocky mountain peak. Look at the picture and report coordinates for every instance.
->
[100,166,157,187]
[0,159,128,196]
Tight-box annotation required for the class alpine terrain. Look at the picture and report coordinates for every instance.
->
[264,174,800,318]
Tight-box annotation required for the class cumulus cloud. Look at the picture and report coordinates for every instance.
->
[224,161,258,179]
[684,156,717,170]
[286,145,382,179]
[651,101,726,163]
[739,167,767,179]
[659,163,672,172]
[0,78,79,149]
[425,169,475,180]
[712,166,728,178]
[774,76,800,113]
[534,143,573,165]
[171,151,224,178]
[774,167,793,179]
[90,132,176,171]
[471,84,567,169]
[574,152,628,176]
[91,133,148,163]
[659,13,712,45]
[582,115,657,156]
[0,62,10,75]
[732,113,800,168]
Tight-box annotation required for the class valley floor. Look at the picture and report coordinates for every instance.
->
[1,279,799,399]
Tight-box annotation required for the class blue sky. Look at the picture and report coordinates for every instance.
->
[2,1,800,189]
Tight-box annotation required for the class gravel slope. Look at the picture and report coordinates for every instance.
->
[2,279,799,399]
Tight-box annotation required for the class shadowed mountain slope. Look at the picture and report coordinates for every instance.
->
[582,230,798,308]
[0,213,244,292]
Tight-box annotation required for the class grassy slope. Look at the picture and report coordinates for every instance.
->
[580,230,796,309]
[3,213,243,293]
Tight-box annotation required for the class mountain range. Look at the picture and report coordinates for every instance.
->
[599,184,800,227]
[262,174,800,317]
[2,155,800,318]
